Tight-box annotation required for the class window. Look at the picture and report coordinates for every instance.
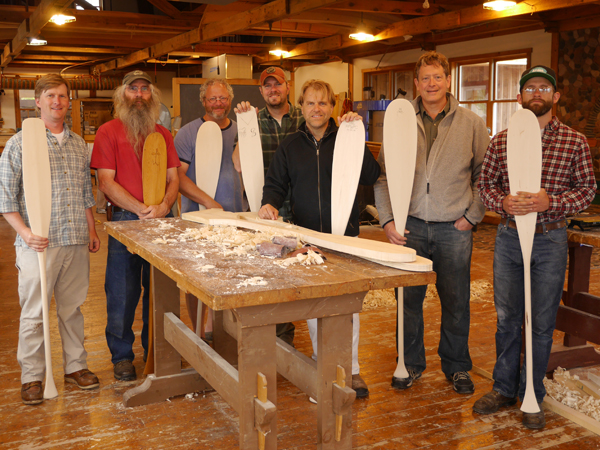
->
[453,50,530,135]
[362,64,415,101]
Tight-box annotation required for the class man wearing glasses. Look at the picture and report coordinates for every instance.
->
[174,78,247,334]
[91,70,180,382]
[475,66,596,429]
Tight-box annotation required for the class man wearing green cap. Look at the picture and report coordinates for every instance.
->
[475,65,597,429]
[91,70,180,381]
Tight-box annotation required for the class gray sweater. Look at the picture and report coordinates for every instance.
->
[374,94,489,227]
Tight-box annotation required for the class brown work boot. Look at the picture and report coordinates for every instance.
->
[473,390,516,414]
[21,381,43,405]
[352,374,369,398]
[114,360,136,381]
[64,369,100,390]
[523,406,545,429]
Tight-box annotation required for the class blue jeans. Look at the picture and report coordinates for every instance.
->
[105,211,150,364]
[492,222,567,403]
[399,216,473,376]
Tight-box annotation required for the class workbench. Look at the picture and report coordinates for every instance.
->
[105,218,435,450]
[548,226,600,371]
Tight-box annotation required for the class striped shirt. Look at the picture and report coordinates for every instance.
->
[478,116,597,223]
[0,124,95,248]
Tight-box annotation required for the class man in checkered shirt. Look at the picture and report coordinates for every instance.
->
[0,74,101,405]
[474,66,597,430]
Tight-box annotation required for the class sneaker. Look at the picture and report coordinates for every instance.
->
[113,360,136,381]
[352,374,369,398]
[391,367,422,390]
[446,371,474,394]
[523,405,545,429]
[473,390,517,414]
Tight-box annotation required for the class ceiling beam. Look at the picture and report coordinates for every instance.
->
[323,1,447,15]
[91,0,342,74]
[283,0,600,60]
[1,0,73,68]
[145,0,184,19]
[22,45,132,54]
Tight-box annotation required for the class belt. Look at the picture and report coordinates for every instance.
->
[502,218,566,234]
[107,203,132,221]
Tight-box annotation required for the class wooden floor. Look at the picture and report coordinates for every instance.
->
[1,201,600,449]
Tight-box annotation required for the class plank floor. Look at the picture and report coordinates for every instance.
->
[1,199,600,449]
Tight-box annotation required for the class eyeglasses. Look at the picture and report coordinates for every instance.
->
[523,86,553,94]
[127,85,150,93]
[206,96,229,104]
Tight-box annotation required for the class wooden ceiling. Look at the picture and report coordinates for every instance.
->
[1,0,600,77]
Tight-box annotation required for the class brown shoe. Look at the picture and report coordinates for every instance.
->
[523,406,545,429]
[352,374,369,398]
[21,381,43,405]
[114,360,136,381]
[473,390,516,414]
[64,369,99,390]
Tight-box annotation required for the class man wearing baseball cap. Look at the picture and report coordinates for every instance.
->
[475,65,596,429]
[91,69,180,381]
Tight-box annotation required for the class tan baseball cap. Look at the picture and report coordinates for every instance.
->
[122,70,152,86]
[260,67,286,85]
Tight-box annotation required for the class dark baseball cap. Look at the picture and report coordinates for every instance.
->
[519,65,557,90]
[122,70,152,86]
[260,67,286,85]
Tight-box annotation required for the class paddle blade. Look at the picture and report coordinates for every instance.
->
[236,110,264,213]
[195,121,223,210]
[383,99,417,237]
[506,109,542,196]
[331,120,366,236]
[22,118,52,238]
[142,132,167,205]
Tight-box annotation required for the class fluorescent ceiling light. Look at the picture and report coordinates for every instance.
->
[49,14,76,25]
[483,1,517,11]
[27,36,47,46]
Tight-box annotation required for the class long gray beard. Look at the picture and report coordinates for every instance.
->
[117,101,158,156]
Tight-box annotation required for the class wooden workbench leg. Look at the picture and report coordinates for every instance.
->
[564,243,593,347]
[214,310,238,366]
[317,314,353,449]
[152,266,182,377]
[238,323,277,450]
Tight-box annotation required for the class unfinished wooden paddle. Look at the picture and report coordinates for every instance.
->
[384,98,418,380]
[507,108,542,414]
[195,121,222,211]
[236,110,264,213]
[21,118,57,399]
[142,132,167,205]
[142,132,168,374]
[331,120,366,236]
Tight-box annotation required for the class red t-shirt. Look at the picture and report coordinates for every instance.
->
[91,119,181,203]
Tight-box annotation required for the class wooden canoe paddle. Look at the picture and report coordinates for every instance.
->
[195,121,222,211]
[21,118,58,399]
[236,110,264,213]
[383,99,418,381]
[331,120,366,236]
[142,132,167,375]
[507,108,543,414]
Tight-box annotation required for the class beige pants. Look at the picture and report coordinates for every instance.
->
[16,245,90,384]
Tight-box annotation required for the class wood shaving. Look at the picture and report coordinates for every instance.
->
[274,249,325,268]
[363,289,395,310]
[544,367,600,421]
[236,276,268,288]
[200,265,215,271]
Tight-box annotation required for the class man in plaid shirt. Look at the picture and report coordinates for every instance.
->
[0,74,101,404]
[474,66,597,429]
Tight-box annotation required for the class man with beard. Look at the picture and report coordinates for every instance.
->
[475,66,596,429]
[91,70,180,381]
[174,78,246,335]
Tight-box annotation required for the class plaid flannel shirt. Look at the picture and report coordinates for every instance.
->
[258,103,304,176]
[0,125,95,248]
[478,116,597,223]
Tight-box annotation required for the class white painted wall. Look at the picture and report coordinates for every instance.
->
[0,67,177,130]
[294,61,349,105]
